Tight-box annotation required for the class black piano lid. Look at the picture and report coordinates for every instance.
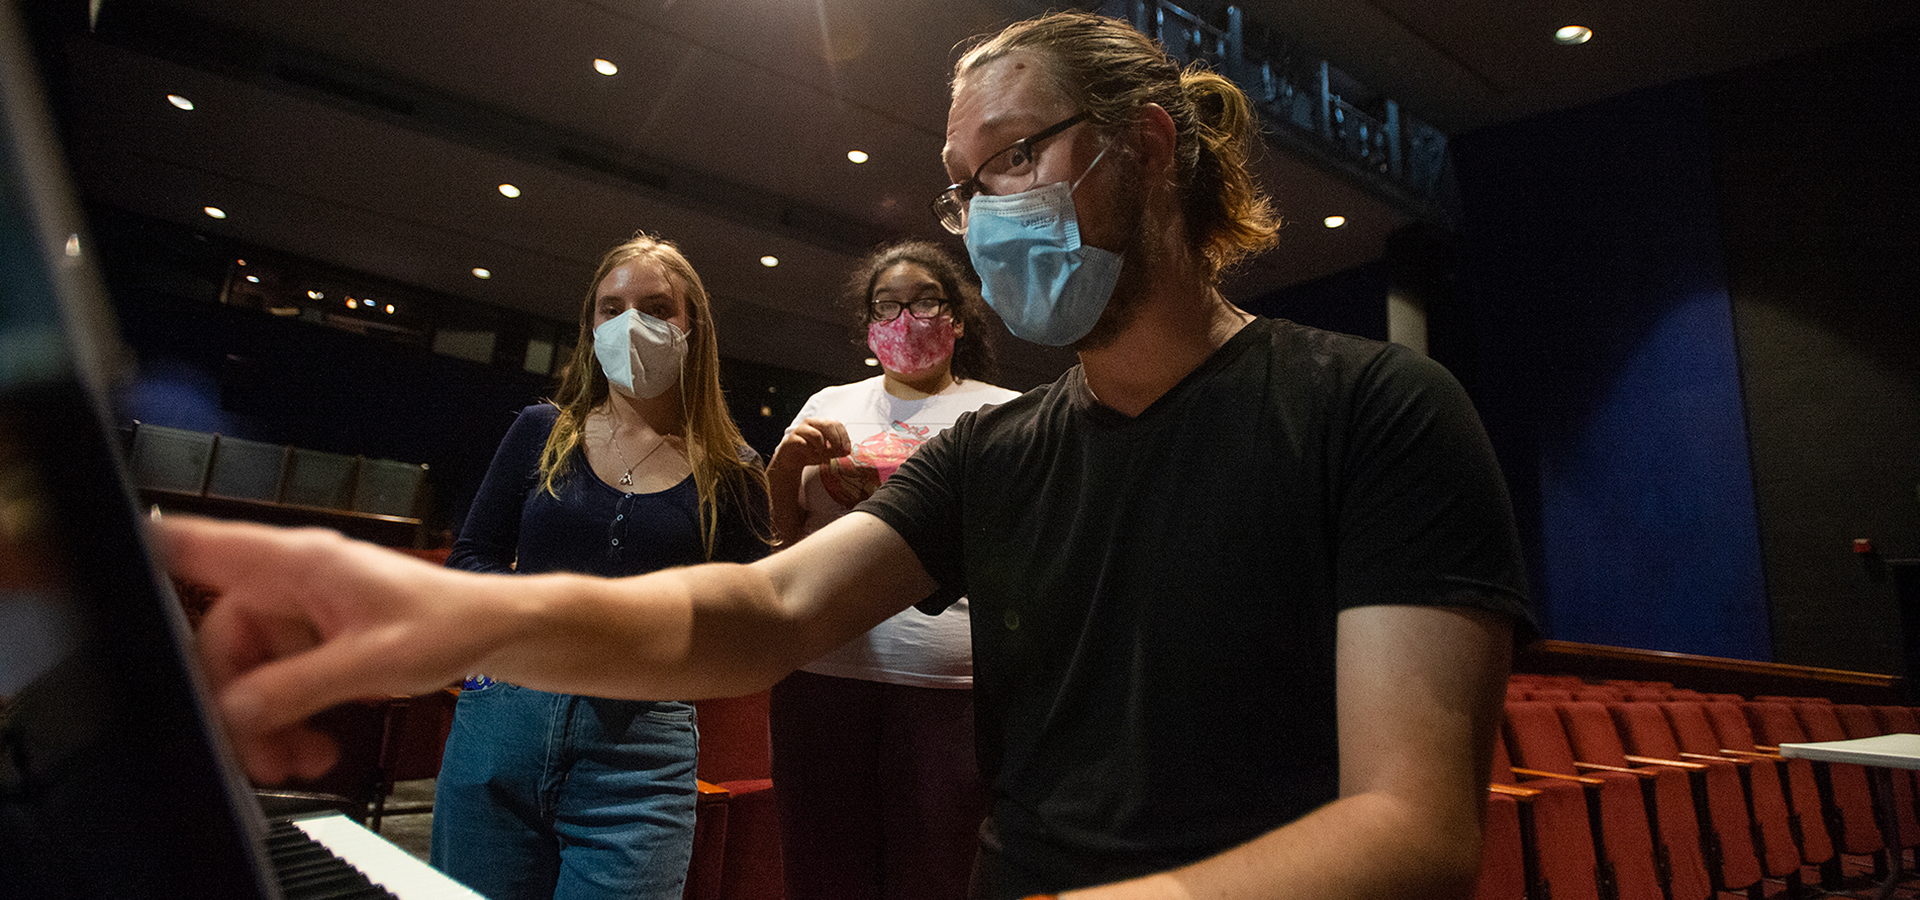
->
[0,2,281,897]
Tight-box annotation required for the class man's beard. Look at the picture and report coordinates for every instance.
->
[1070,167,1160,353]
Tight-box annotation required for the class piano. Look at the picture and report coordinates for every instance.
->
[0,7,481,897]
[271,813,486,900]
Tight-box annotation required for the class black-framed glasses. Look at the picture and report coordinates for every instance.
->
[868,296,949,323]
[930,112,1087,235]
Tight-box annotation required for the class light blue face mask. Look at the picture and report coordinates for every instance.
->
[962,150,1123,347]
[593,309,687,399]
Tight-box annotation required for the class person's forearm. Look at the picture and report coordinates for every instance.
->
[167,511,921,783]
[1064,790,1483,900]
[766,452,807,546]
[474,560,812,701]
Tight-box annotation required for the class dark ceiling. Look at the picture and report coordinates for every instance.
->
[36,0,1919,388]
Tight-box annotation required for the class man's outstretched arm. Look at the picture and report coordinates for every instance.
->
[159,510,931,783]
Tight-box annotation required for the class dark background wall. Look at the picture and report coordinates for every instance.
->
[1240,258,1388,341]
[1450,33,1917,672]
[95,33,1918,674]
[1709,35,1920,672]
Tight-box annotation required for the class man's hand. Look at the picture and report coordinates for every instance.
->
[157,516,505,783]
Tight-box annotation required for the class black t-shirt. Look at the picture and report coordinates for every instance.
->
[859,317,1531,897]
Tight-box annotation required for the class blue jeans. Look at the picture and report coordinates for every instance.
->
[430,682,699,900]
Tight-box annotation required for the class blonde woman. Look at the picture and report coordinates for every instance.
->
[429,233,769,900]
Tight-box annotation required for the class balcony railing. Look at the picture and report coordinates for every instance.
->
[1103,0,1455,226]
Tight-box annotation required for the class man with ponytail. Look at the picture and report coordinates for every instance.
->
[166,12,1530,900]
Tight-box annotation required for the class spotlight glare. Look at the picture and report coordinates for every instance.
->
[864,357,879,367]
[472,267,492,279]
[1322,215,1346,228]
[846,150,869,164]
[760,256,779,268]
[1555,25,1593,45]
[167,94,194,111]
[203,206,227,219]
[498,183,521,198]
[593,58,618,76]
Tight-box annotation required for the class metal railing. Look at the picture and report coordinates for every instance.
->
[1103,0,1456,226]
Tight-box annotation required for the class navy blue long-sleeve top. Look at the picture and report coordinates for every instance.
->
[448,403,768,579]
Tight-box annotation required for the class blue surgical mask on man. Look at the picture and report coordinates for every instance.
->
[593,309,687,399]
[963,147,1122,347]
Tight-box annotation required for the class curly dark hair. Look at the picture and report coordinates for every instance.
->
[846,240,998,384]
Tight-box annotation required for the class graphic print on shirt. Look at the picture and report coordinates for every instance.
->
[819,420,933,508]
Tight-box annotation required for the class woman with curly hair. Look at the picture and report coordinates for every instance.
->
[766,239,1018,900]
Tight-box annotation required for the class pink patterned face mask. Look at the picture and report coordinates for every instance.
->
[866,311,955,377]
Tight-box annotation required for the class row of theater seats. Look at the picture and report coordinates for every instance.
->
[1475,674,1920,900]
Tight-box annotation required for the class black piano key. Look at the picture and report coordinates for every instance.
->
[265,819,399,900]
[282,868,387,899]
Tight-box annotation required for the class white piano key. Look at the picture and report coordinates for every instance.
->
[292,813,488,900]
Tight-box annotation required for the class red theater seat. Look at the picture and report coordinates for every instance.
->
[1558,700,1714,900]
[1661,700,1801,882]
[688,691,785,900]
[1490,731,1603,900]
[1474,784,1534,900]
[1505,701,1666,900]
[1790,700,1886,858]
[1608,701,1762,893]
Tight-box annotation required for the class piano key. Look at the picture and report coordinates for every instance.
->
[284,813,486,900]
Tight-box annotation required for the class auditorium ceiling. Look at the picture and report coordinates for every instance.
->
[37,0,1918,386]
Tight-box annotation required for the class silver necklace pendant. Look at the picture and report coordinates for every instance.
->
[619,470,634,486]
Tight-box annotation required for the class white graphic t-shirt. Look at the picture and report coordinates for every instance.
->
[786,375,1020,687]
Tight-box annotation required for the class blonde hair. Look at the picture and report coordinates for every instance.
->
[539,232,768,558]
[956,11,1280,282]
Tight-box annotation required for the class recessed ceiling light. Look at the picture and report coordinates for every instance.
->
[847,150,869,164]
[385,304,396,314]
[244,275,259,283]
[593,58,618,76]
[864,357,879,367]
[1322,215,1346,228]
[167,94,194,111]
[498,183,521,198]
[760,256,779,267]
[203,206,227,219]
[471,267,492,279]
[1555,25,1593,45]
[307,290,324,300]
